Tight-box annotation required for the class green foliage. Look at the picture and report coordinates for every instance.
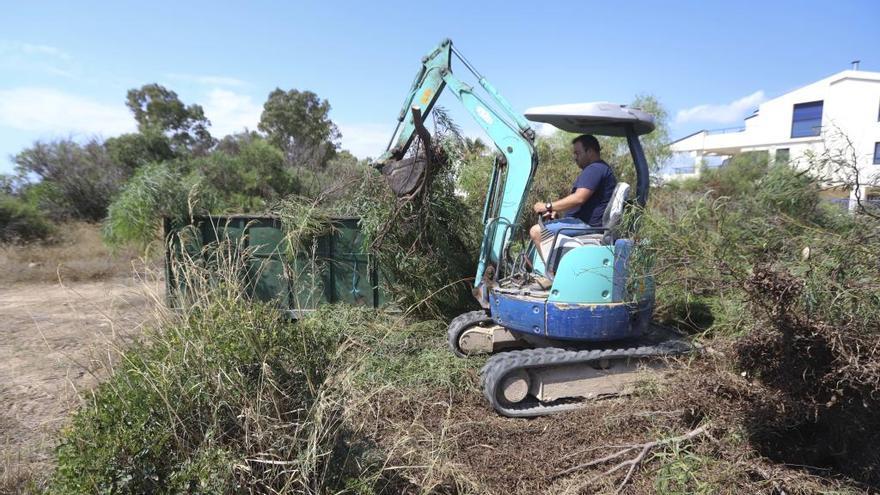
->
[273,195,336,251]
[455,141,494,213]
[259,88,341,169]
[651,442,718,495]
[639,151,870,338]
[754,160,820,218]
[291,150,366,200]
[104,131,175,172]
[636,151,880,486]
[356,319,479,392]
[624,95,672,171]
[13,138,130,221]
[126,83,214,154]
[0,193,56,243]
[102,162,212,249]
[0,173,18,194]
[51,295,364,494]
[354,154,480,318]
[102,138,366,249]
[48,234,472,493]
[193,137,295,209]
[695,151,769,197]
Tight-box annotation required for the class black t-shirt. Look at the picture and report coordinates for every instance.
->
[565,160,617,227]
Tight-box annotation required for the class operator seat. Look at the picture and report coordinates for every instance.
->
[545,182,630,273]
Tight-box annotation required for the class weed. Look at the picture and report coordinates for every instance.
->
[0,194,56,243]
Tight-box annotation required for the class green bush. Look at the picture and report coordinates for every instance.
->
[49,232,474,493]
[0,193,56,243]
[13,139,131,221]
[638,154,852,337]
[104,131,175,173]
[102,161,213,249]
[695,151,769,198]
[51,294,374,494]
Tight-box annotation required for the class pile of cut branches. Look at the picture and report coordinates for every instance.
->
[633,152,880,489]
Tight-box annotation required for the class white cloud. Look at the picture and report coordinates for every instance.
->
[202,89,262,137]
[675,90,766,125]
[336,122,392,159]
[0,41,75,77]
[0,41,71,60]
[0,87,134,135]
[16,42,72,60]
[166,73,245,87]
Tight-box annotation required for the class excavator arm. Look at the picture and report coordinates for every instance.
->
[375,39,537,304]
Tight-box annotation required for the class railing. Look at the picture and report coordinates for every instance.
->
[705,126,746,135]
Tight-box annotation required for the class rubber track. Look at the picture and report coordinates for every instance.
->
[447,310,492,357]
[480,342,692,417]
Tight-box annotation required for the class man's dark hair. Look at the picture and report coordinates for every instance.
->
[572,134,600,154]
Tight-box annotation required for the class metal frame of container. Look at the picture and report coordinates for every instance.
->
[164,215,383,317]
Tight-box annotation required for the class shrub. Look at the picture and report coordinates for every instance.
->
[104,131,175,173]
[638,149,880,485]
[697,151,769,199]
[13,139,131,221]
[0,194,56,243]
[50,241,383,493]
[49,228,477,493]
[102,162,214,249]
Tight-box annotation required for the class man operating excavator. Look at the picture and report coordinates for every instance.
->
[529,134,618,270]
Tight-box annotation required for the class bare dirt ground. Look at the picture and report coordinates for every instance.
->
[0,275,157,485]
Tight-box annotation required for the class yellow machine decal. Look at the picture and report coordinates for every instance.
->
[420,88,433,105]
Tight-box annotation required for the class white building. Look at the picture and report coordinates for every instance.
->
[667,65,880,206]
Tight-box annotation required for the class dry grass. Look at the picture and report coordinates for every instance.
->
[0,462,45,495]
[0,222,151,284]
[0,223,158,493]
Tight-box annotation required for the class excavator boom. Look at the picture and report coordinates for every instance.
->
[375,39,538,300]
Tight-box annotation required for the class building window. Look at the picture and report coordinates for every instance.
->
[776,148,790,164]
[791,101,823,138]
[874,142,880,165]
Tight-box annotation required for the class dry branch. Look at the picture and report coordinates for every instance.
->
[555,425,709,494]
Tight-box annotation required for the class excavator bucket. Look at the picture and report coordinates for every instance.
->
[381,155,428,197]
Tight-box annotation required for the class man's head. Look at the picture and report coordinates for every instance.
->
[571,134,601,169]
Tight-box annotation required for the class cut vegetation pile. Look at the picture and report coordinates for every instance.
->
[353,124,480,318]
[633,153,880,491]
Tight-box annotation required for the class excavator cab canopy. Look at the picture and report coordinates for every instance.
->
[523,102,654,136]
[524,102,654,207]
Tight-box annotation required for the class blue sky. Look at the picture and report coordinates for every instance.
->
[1,0,878,174]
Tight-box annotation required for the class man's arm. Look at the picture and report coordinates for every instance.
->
[533,188,592,214]
[533,163,605,215]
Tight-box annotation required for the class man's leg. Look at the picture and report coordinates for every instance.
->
[529,223,546,261]
[531,218,590,275]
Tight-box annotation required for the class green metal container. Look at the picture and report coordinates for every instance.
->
[164,215,383,315]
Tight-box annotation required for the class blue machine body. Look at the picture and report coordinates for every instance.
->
[489,239,653,341]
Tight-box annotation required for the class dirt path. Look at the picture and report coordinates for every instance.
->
[0,277,156,475]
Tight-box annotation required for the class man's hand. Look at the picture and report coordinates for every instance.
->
[533,201,548,214]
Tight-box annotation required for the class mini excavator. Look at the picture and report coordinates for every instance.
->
[375,39,690,417]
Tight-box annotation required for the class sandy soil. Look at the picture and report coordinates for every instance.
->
[0,276,157,474]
